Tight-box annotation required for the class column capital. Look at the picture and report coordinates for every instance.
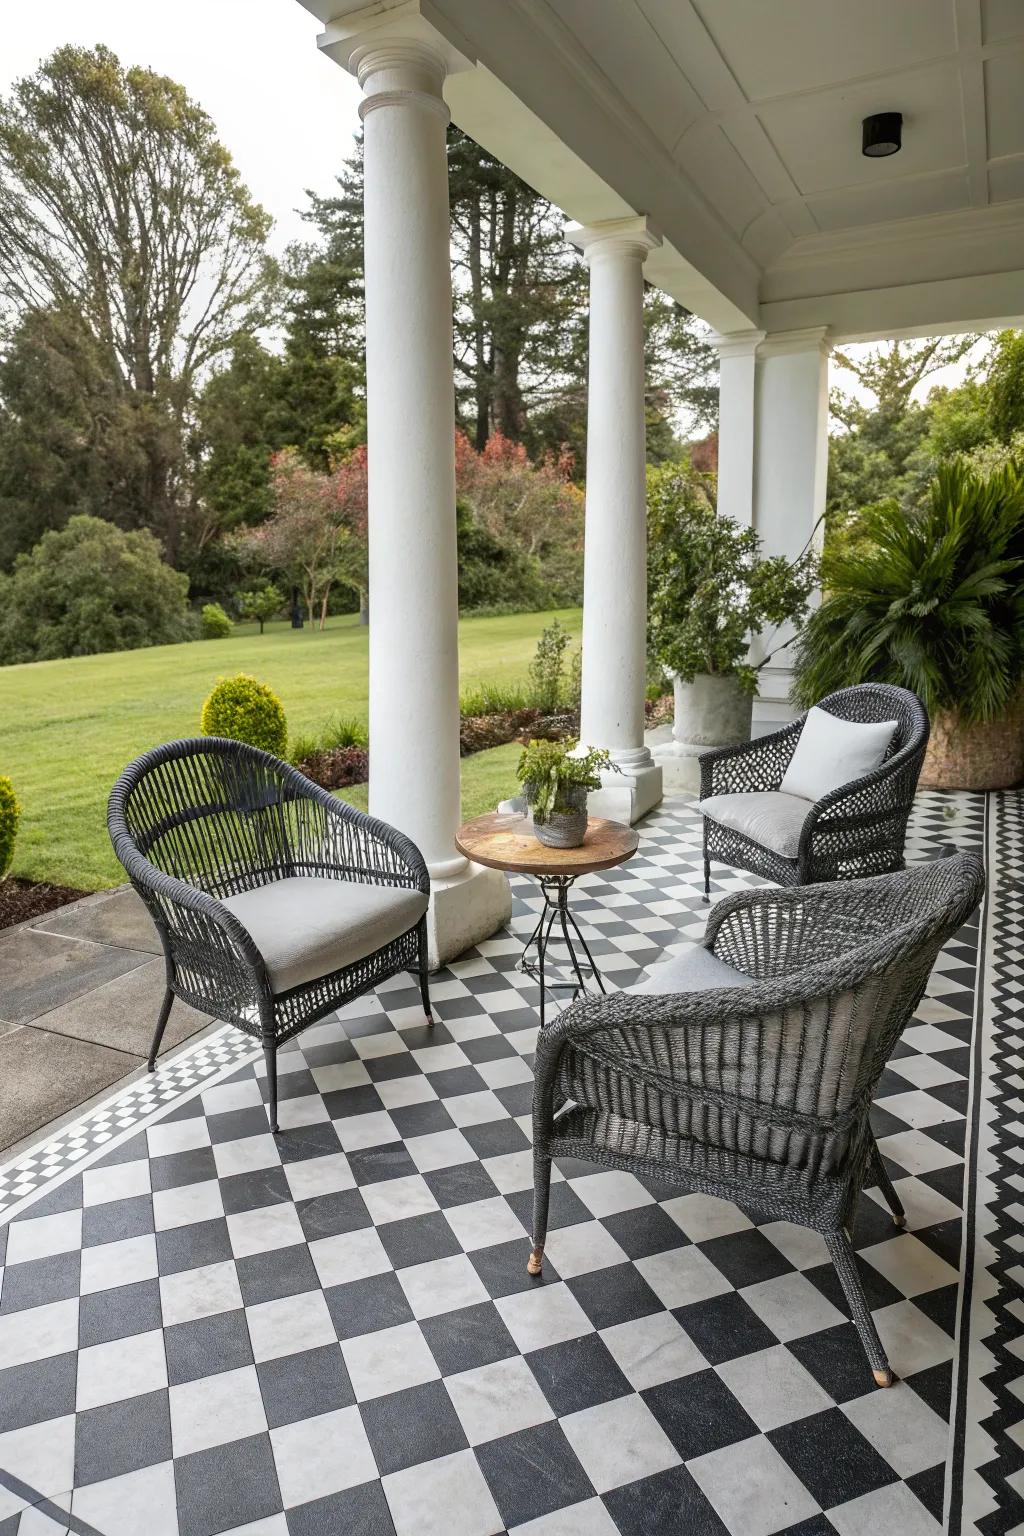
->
[317,1,475,81]
[565,214,662,264]
[758,325,832,359]
[710,327,765,360]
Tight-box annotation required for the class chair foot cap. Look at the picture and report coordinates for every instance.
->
[873,1368,894,1388]
[147,1060,157,1073]
[425,1013,435,1026]
[893,1213,907,1229]
[527,1247,544,1277]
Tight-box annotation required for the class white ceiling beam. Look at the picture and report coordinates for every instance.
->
[955,0,991,206]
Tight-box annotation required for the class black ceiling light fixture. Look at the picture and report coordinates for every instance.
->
[862,111,903,158]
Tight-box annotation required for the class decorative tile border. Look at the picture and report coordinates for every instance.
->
[0,1024,261,1223]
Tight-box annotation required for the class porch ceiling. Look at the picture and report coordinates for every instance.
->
[298,0,1024,340]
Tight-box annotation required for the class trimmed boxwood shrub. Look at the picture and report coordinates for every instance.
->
[200,602,233,639]
[201,675,287,757]
[0,777,20,879]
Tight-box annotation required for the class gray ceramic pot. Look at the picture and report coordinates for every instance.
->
[533,784,588,848]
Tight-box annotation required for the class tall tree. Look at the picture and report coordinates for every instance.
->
[827,335,978,516]
[0,45,274,561]
[447,129,588,450]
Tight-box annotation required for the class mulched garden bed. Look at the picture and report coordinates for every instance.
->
[0,876,91,932]
[296,709,582,792]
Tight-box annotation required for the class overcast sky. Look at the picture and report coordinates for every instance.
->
[1,0,984,409]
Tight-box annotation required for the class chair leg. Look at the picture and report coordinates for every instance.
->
[147,988,174,1071]
[825,1229,894,1387]
[527,1151,552,1276]
[870,1141,906,1228]
[264,1041,280,1134]
[417,922,434,1026]
[703,853,711,903]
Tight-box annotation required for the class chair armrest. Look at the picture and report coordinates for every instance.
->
[279,768,429,895]
[798,736,926,850]
[703,882,874,979]
[112,835,270,986]
[699,718,803,799]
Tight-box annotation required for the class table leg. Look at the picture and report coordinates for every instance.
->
[522,875,605,1025]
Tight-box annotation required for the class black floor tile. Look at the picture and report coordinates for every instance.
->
[75,1388,172,1487]
[420,1300,519,1377]
[257,1343,355,1428]
[359,1378,468,1476]
[603,1462,731,1535]
[175,1432,283,1536]
[769,1408,897,1509]
[476,1419,593,1527]
[164,1307,254,1386]
[526,1333,632,1417]
[642,1369,758,1461]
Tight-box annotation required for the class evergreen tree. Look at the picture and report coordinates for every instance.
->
[827,335,978,516]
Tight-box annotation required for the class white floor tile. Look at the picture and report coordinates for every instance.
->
[245,1289,336,1363]
[383,1448,502,1536]
[445,1355,554,1445]
[76,1327,167,1410]
[342,1320,441,1401]
[559,1393,680,1494]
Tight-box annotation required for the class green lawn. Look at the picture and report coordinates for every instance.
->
[2,608,580,890]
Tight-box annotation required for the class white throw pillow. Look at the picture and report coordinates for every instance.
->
[779,705,898,803]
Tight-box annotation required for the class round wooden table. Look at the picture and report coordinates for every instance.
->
[455,812,638,1027]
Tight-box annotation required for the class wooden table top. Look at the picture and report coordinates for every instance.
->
[455,812,638,878]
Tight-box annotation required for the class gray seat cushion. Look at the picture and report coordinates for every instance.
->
[221,876,429,995]
[699,790,814,860]
[629,942,755,995]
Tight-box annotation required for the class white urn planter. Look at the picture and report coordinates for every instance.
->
[653,673,753,792]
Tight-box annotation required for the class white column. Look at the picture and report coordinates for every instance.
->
[346,33,510,965]
[568,216,663,825]
[711,328,764,526]
[751,326,831,722]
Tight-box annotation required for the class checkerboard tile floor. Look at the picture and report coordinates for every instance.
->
[0,793,992,1535]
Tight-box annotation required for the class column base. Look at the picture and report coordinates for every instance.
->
[425,861,512,971]
[650,739,702,795]
[586,761,663,825]
[754,661,799,730]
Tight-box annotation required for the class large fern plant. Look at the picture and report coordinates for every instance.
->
[793,459,1024,723]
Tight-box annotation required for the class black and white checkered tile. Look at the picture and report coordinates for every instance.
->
[0,791,1006,1536]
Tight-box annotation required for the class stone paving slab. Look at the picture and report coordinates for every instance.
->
[25,957,212,1058]
[0,886,211,1154]
[0,1023,137,1151]
[31,886,162,955]
[0,926,151,1026]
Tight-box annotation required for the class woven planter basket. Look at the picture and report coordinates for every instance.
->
[920,696,1024,790]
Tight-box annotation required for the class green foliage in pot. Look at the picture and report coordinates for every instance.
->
[0,776,20,879]
[647,465,818,696]
[793,457,1024,724]
[201,674,287,756]
[515,738,611,823]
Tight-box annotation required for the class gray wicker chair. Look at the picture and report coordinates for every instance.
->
[528,851,984,1386]
[699,684,929,894]
[108,737,432,1131]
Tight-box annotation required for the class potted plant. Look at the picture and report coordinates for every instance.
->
[647,466,817,759]
[793,457,1024,790]
[516,738,612,848]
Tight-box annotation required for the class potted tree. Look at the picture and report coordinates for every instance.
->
[516,739,612,848]
[647,466,817,767]
[793,457,1024,790]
